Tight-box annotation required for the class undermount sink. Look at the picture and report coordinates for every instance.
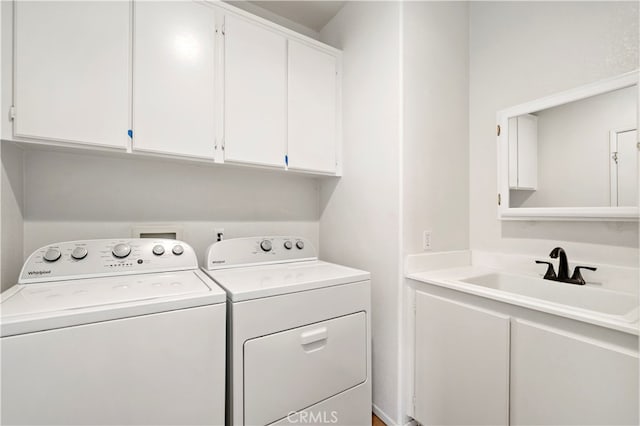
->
[460,272,639,320]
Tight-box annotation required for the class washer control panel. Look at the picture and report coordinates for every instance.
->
[205,236,317,270]
[19,239,198,284]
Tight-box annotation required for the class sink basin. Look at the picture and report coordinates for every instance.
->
[460,272,638,320]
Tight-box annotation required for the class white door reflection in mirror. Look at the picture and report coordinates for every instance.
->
[610,129,638,207]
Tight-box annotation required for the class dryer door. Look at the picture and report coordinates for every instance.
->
[243,312,367,425]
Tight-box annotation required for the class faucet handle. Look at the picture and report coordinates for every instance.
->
[535,260,557,280]
[571,266,597,285]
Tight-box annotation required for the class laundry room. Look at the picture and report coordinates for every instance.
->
[1,1,639,426]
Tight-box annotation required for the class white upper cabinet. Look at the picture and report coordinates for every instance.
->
[133,1,217,159]
[10,2,341,176]
[223,14,287,168]
[14,1,130,149]
[287,41,338,174]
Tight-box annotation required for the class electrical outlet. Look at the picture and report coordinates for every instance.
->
[214,228,225,242]
[423,231,432,251]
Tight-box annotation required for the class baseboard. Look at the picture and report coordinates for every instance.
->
[372,404,396,426]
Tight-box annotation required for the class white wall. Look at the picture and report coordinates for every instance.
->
[320,4,470,423]
[319,2,402,423]
[403,1,469,254]
[1,143,24,290]
[16,149,320,274]
[469,1,639,267]
[511,85,637,208]
[402,2,470,422]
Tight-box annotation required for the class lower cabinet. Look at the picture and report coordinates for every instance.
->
[414,292,510,426]
[511,319,639,425]
[414,290,639,426]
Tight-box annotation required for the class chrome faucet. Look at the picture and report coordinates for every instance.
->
[535,247,597,285]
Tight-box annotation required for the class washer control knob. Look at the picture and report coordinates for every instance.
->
[43,248,61,262]
[71,247,88,260]
[260,240,272,252]
[296,241,305,250]
[172,245,184,256]
[152,245,165,256]
[112,243,131,259]
[283,240,293,250]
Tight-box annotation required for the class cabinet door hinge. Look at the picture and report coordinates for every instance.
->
[498,193,502,206]
[9,106,15,120]
[496,124,501,136]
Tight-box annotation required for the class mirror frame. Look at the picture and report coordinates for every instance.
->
[496,70,639,221]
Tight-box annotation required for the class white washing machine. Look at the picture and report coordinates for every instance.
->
[1,239,226,426]
[202,236,371,426]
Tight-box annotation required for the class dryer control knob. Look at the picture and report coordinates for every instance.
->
[260,240,272,252]
[71,247,88,260]
[112,243,131,259]
[296,241,304,250]
[43,248,61,262]
[283,240,293,250]
[152,245,165,256]
[172,245,184,256]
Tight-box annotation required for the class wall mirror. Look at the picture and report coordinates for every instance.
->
[497,71,639,221]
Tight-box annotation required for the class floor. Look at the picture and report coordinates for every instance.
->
[372,414,386,426]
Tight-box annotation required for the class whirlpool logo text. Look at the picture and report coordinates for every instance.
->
[27,270,51,276]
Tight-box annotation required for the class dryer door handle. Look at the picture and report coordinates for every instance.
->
[300,327,328,346]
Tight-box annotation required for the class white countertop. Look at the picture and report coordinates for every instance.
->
[406,251,639,335]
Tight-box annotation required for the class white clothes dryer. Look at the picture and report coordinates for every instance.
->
[1,239,226,425]
[202,236,371,426]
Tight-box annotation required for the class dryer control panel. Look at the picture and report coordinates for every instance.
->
[19,239,198,284]
[205,236,317,270]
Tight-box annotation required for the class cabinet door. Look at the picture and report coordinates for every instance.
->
[509,114,538,190]
[508,117,519,187]
[414,292,510,426]
[224,15,286,167]
[511,319,638,425]
[516,114,538,189]
[133,1,216,159]
[287,41,337,173]
[14,1,130,149]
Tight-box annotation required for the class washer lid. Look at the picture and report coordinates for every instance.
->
[1,270,226,336]
[203,260,370,302]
